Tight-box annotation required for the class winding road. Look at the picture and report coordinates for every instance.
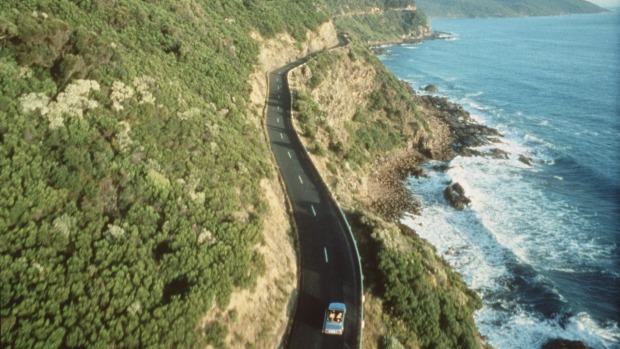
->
[265,42,362,349]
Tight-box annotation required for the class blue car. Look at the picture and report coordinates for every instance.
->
[322,302,346,335]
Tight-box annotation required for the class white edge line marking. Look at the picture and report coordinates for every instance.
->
[298,175,304,185]
[311,205,317,217]
[324,247,328,263]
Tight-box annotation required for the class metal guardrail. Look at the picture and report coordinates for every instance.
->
[285,46,365,349]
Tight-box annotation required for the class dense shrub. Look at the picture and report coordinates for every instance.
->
[0,0,328,348]
[292,90,326,140]
[379,248,482,348]
[333,8,428,44]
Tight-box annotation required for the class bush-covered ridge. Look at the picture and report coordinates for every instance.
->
[324,0,431,44]
[0,1,328,348]
[325,0,417,12]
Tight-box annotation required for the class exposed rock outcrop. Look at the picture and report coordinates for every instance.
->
[444,182,471,210]
[417,95,501,158]
[519,154,533,166]
[489,148,509,159]
[542,339,592,349]
[423,84,438,92]
[249,21,340,125]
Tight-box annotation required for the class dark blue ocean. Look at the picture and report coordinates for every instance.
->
[378,10,620,349]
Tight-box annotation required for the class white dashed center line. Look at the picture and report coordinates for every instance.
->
[311,205,317,217]
[324,247,329,263]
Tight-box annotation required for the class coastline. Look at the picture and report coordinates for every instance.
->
[372,15,620,346]
[367,31,453,49]
[367,85,599,349]
[367,90,504,221]
[288,22,615,346]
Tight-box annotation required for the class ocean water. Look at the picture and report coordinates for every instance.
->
[378,11,620,349]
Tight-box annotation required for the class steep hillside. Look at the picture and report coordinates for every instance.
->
[416,0,606,18]
[289,43,489,349]
[0,1,330,348]
[325,0,432,44]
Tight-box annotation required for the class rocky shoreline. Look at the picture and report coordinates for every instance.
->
[368,88,594,349]
[368,90,504,218]
[369,31,455,52]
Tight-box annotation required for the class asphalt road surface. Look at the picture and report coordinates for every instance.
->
[266,57,361,349]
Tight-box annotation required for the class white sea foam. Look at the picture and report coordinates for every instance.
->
[403,156,619,349]
[466,91,484,97]
[382,13,620,349]
[438,33,459,41]
[468,101,490,110]
[475,308,620,349]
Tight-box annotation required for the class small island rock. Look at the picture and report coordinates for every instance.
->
[423,84,438,92]
[518,154,533,166]
[444,182,471,210]
[542,339,592,349]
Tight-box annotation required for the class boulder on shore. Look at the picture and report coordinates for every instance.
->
[542,339,592,349]
[518,154,533,166]
[444,182,470,210]
[489,148,509,159]
[423,84,438,92]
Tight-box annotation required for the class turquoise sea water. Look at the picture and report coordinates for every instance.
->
[378,10,620,349]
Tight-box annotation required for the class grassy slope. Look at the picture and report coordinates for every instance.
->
[0,1,328,348]
[417,0,605,17]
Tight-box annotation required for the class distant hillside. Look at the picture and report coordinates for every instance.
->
[416,0,606,17]
[325,0,432,44]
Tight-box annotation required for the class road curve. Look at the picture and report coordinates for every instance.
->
[265,43,362,349]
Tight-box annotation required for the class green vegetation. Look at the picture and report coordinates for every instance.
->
[324,0,430,44]
[0,1,328,348]
[416,0,605,18]
[325,0,417,12]
[334,9,429,44]
[292,90,327,140]
[294,43,428,166]
[349,213,484,349]
[379,248,481,348]
[291,25,489,347]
